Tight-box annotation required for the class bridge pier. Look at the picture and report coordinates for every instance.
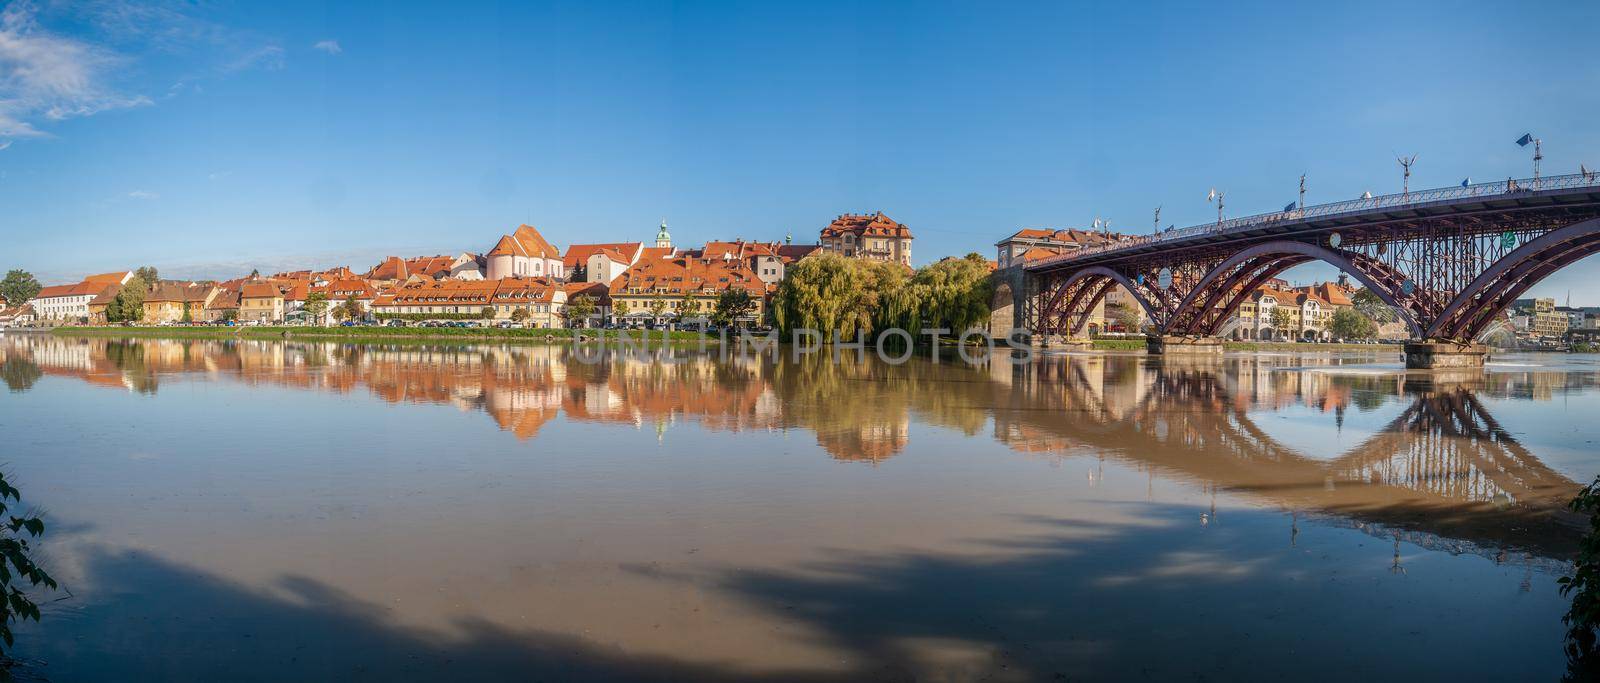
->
[1146,335,1224,355]
[1404,340,1489,370]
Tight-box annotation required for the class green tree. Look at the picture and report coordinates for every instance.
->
[613,299,630,320]
[221,309,238,323]
[1329,307,1378,340]
[677,290,698,319]
[1270,307,1295,338]
[773,253,878,342]
[712,288,757,327]
[106,282,146,323]
[0,270,41,308]
[1352,287,1398,323]
[331,305,348,323]
[565,295,597,328]
[134,266,159,284]
[903,254,993,336]
[0,472,60,653]
[1105,302,1142,333]
[510,307,531,327]
[338,296,364,322]
[303,292,330,325]
[480,306,496,321]
[647,295,670,323]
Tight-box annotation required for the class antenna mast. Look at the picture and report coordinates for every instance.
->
[1298,174,1306,210]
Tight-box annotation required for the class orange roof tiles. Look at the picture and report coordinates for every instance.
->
[610,255,766,296]
[145,281,217,303]
[240,282,285,299]
[81,271,132,286]
[489,225,561,260]
[564,242,643,269]
[820,212,912,239]
[35,282,114,299]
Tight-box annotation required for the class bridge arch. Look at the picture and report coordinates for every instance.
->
[1041,266,1163,336]
[1427,217,1600,339]
[1166,240,1423,338]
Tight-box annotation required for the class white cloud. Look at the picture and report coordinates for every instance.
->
[312,39,341,55]
[223,44,284,73]
[0,2,151,143]
[127,190,158,199]
[0,140,11,152]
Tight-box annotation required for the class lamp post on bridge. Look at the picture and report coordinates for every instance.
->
[1207,188,1225,226]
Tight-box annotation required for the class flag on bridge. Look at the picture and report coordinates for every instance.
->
[1461,178,1471,187]
[1283,201,1297,212]
[1516,133,1535,147]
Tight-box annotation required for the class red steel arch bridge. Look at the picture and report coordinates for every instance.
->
[1006,172,1600,367]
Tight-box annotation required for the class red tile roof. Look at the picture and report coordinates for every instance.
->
[610,255,766,296]
[820,212,912,239]
[488,225,561,260]
[35,282,112,299]
[563,242,643,269]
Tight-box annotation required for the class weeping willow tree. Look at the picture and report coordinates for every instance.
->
[897,254,994,338]
[773,253,883,342]
[773,252,993,344]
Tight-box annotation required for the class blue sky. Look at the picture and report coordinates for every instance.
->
[3,0,1599,301]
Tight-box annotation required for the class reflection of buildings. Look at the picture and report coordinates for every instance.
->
[8,335,1594,558]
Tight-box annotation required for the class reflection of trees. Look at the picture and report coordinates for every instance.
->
[6,335,1589,558]
[103,341,158,395]
[1,354,42,393]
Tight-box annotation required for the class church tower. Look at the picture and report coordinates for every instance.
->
[655,218,673,249]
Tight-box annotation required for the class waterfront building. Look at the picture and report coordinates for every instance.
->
[994,228,1121,269]
[608,253,767,325]
[239,281,288,323]
[370,277,568,326]
[28,271,132,322]
[364,255,457,286]
[564,242,646,284]
[142,282,220,324]
[819,212,913,266]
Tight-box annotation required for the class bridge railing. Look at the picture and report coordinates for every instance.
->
[1027,171,1600,268]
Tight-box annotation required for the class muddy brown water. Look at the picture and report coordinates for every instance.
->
[2,335,1597,681]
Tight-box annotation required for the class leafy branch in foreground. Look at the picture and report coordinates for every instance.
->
[1561,475,1600,673]
[0,473,56,652]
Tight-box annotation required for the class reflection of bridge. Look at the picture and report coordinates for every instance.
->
[1004,173,1600,366]
[996,356,1585,558]
[6,335,1587,557]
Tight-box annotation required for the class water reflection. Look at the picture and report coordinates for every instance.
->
[3,335,1592,559]
[4,334,1599,679]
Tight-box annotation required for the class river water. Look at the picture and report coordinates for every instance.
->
[1,334,1597,681]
